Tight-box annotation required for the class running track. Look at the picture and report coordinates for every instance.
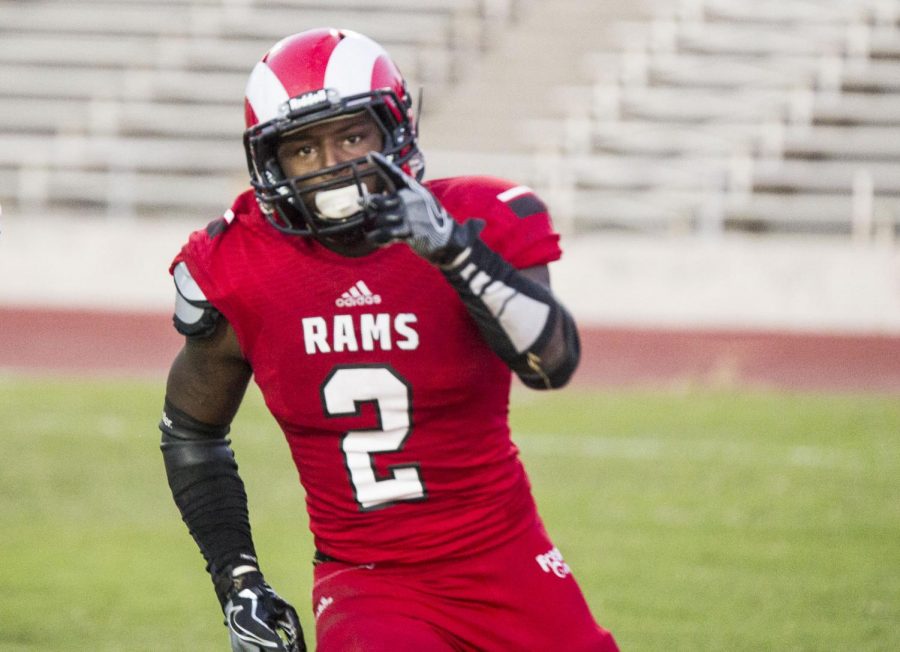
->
[2,307,898,393]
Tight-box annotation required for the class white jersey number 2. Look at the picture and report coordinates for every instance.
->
[321,365,426,511]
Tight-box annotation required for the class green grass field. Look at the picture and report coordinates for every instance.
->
[1,374,897,651]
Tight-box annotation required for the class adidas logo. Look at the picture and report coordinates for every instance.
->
[335,280,382,307]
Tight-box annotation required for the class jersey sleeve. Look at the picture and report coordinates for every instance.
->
[171,261,222,337]
[169,227,220,311]
[168,191,255,315]
[427,176,562,270]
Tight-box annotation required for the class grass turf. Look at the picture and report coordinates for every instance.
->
[0,375,897,650]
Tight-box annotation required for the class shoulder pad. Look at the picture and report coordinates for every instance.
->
[172,262,221,338]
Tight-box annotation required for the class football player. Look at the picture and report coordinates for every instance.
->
[160,28,618,651]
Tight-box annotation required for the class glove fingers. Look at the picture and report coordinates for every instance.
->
[229,629,286,652]
[363,194,411,247]
[220,570,305,652]
[226,590,298,651]
[367,151,409,190]
[227,607,286,651]
[365,223,409,247]
[272,599,300,628]
[273,602,304,652]
[361,193,401,213]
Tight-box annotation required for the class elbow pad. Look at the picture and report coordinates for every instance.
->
[441,237,580,388]
[159,399,257,576]
[517,305,580,389]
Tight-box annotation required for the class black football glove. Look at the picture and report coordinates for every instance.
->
[363,152,480,265]
[214,567,305,652]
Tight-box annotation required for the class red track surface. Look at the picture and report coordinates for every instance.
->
[0,307,182,377]
[575,327,900,393]
[2,307,899,393]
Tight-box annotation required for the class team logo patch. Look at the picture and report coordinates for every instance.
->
[536,546,571,578]
[315,595,334,619]
[336,280,382,307]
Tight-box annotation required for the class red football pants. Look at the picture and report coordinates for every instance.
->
[311,520,618,651]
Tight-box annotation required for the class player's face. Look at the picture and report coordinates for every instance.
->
[277,112,384,188]
[275,111,386,257]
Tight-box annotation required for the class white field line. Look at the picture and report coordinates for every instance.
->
[513,432,870,472]
[8,406,879,473]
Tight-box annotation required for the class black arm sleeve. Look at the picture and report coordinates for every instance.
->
[441,232,580,389]
[159,399,258,578]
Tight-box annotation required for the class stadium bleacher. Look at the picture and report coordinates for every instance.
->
[419,0,900,240]
[506,0,900,238]
[0,0,515,216]
[1,0,899,240]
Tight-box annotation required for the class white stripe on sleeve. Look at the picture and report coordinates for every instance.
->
[478,278,551,353]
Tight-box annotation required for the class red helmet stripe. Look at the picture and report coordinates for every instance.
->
[265,30,338,96]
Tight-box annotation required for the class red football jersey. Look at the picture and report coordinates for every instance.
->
[172,176,562,564]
